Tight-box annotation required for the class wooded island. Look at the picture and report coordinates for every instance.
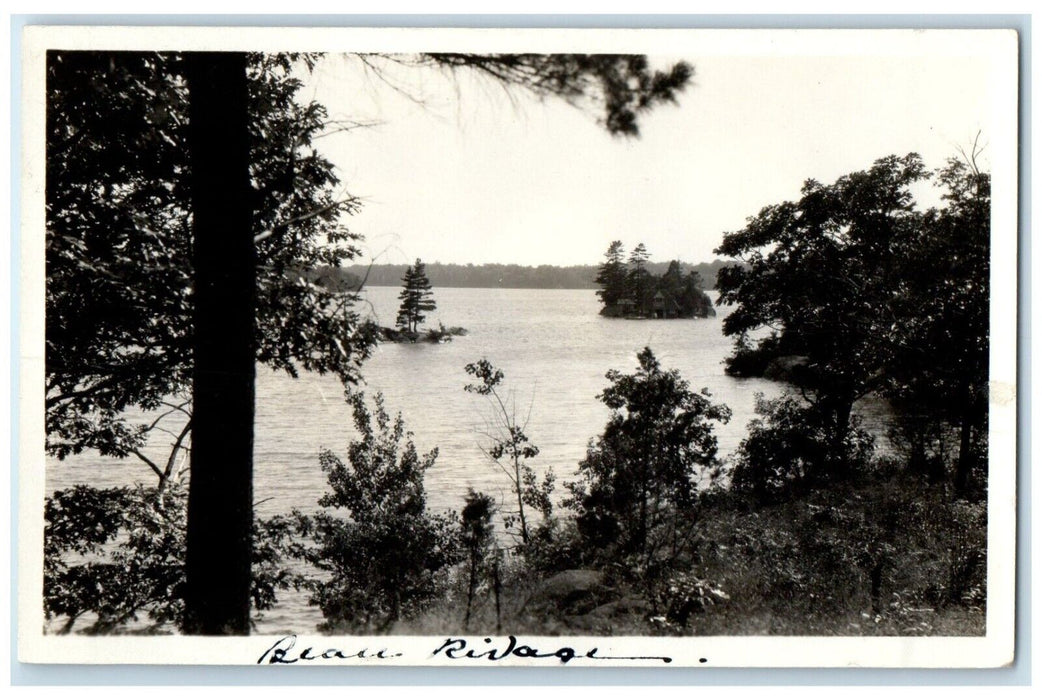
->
[594,241,715,318]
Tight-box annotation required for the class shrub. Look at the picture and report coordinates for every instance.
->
[730,393,874,503]
[294,392,460,633]
[516,516,586,575]
[649,570,730,632]
[565,347,731,567]
[460,490,497,629]
[723,333,785,378]
[886,407,954,483]
[688,473,987,634]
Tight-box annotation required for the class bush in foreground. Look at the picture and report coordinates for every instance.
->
[293,392,461,633]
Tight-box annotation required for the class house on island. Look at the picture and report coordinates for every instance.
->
[652,291,683,319]
[616,298,637,317]
[608,292,688,318]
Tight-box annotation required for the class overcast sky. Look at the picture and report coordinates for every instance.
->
[305,40,1003,267]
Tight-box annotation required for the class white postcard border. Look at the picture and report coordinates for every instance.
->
[17,24,1020,669]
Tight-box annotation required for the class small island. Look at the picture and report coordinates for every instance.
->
[378,323,468,344]
[594,241,715,318]
[382,258,467,343]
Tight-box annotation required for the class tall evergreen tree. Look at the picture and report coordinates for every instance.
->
[595,240,628,307]
[396,259,437,333]
[627,243,653,315]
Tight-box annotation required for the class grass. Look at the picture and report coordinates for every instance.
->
[391,471,987,638]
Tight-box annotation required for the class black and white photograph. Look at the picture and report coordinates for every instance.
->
[17,25,1018,667]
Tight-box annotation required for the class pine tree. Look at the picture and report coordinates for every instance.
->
[627,243,652,316]
[396,259,437,333]
[594,240,627,308]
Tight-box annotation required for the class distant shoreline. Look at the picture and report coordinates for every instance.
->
[335,260,731,291]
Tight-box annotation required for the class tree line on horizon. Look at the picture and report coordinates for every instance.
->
[331,259,732,291]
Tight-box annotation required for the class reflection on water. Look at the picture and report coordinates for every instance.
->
[46,287,893,633]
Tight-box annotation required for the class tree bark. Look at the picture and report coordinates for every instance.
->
[183,52,256,635]
[464,553,478,630]
[493,549,502,635]
[953,377,983,497]
[823,396,854,482]
[514,460,529,544]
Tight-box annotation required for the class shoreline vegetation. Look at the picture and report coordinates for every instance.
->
[378,324,468,344]
[44,351,986,638]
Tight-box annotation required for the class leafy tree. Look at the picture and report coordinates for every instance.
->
[396,258,438,333]
[885,151,990,495]
[43,481,298,634]
[681,271,715,317]
[658,260,714,318]
[565,348,731,566]
[47,51,377,633]
[464,359,555,545]
[715,154,929,480]
[46,52,371,464]
[594,240,628,308]
[293,392,460,633]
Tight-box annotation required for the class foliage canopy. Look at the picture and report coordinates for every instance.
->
[45,51,376,463]
[715,151,990,493]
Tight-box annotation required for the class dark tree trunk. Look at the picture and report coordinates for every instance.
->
[870,559,885,615]
[464,553,478,630]
[493,549,502,635]
[515,462,529,544]
[183,52,256,635]
[953,379,982,497]
[824,397,854,482]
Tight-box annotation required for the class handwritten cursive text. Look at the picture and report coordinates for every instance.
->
[257,634,403,664]
[431,636,674,664]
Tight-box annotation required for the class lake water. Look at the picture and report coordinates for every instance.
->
[45,286,891,633]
